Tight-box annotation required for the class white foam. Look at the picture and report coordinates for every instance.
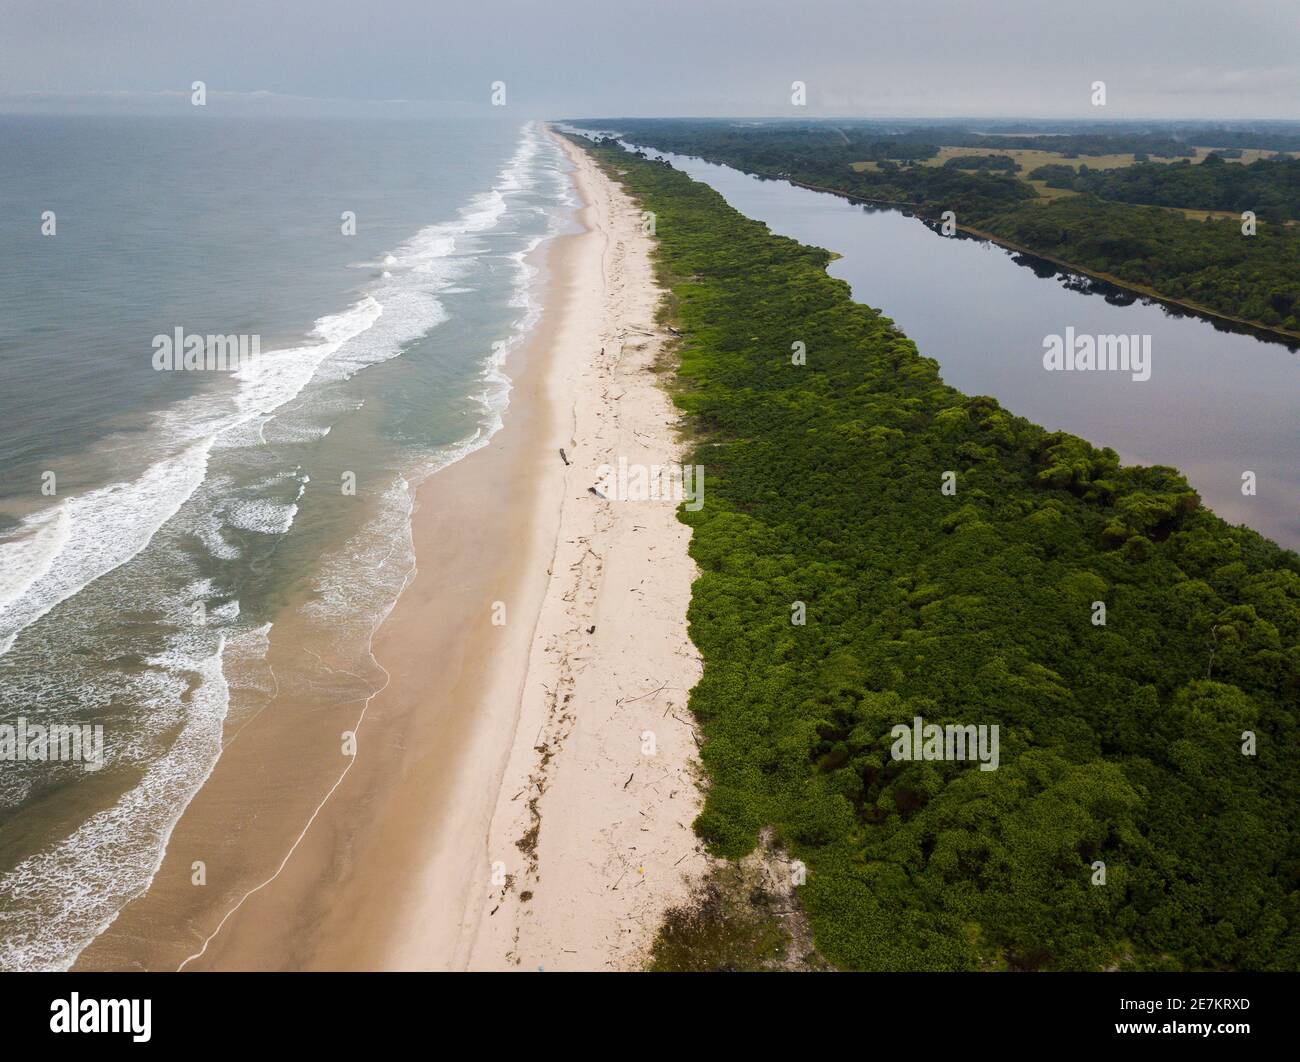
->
[193,509,241,561]
[224,499,298,535]
[0,293,387,657]
[0,633,230,971]
[0,508,71,616]
[0,118,579,972]
[0,439,216,656]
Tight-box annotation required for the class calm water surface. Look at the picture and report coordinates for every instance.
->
[623,142,1300,551]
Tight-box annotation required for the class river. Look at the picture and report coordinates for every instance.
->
[622,142,1300,552]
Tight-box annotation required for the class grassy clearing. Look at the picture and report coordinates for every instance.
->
[920,146,1181,171]
[855,146,1300,176]
[1026,179,1079,201]
[1191,146,1299,164]
[856,145,1300,206]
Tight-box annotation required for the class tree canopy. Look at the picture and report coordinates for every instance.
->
[571,133,1300,971]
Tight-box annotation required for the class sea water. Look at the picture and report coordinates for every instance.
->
[0,114,573,969]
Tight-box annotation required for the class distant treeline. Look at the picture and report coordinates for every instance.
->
[569,116,1300,162]
[572,119,1198,164]
[1030,155,1300,223]
[571,134,1300,972]
[573,119,1300,335]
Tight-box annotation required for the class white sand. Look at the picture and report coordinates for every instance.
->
[72,128,705,974]
[451,131,708,970]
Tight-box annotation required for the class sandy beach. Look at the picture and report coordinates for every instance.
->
[74,128,704,972]
[389,129,708,970]
[454,133,707,970]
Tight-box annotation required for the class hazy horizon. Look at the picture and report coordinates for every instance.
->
[2,0,1297,120]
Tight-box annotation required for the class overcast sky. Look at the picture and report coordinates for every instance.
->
[2,0,1297,119]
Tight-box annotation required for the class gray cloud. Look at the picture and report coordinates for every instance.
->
[1,0,1296,118]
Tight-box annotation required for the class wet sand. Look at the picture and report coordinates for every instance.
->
[76,128,705,972]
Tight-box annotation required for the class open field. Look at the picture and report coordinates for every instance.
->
[852,145,1300,177]
[852,145,1300,211]
[1191,146,1297,164]
[1025,179,1079,201]
[919,145,1186,170]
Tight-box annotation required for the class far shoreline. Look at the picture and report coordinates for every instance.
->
[607,144,1300,349]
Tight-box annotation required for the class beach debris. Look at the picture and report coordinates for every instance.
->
[623,681,669,704]
[623,772,634,789]
[587,485,607,499]
[559,447,570,465]
[667,326,683,337]
[586,624,596,634]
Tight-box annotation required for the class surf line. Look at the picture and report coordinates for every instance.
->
[177,493,419,971]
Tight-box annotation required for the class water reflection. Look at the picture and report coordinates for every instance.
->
[634,144,1300,550]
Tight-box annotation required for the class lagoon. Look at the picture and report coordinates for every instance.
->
[629,144,1300,551]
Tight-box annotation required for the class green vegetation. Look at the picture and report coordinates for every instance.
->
[978,196,1300,330]
[648,840,829,972]
[923,146,1178,175]
[1029,155,1300,223]
[569,133,1300,972]
[943,154,1021,173]
[576,119,1209,167]
[577,120,1300,336]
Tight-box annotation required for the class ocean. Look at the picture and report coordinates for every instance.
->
[0,114,574,969]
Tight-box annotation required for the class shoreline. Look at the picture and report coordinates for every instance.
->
[455,132,706,970]
[74,126,704,971]
[75,227,571,971]
[798,188,1300,347]
[636,161,1300,347]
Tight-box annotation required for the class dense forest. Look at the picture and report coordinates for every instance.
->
[568,133,1300,971]
[1030,155,1300,223]
[979,196,1300,330]
[576,117,1300,157]
[574,119,1210,164]
[570,119,1300,336]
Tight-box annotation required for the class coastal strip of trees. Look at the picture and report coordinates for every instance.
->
[567,133,1300,971]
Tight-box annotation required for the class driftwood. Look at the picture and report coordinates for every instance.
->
[559,447,570,466]
[587,486,607,499]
